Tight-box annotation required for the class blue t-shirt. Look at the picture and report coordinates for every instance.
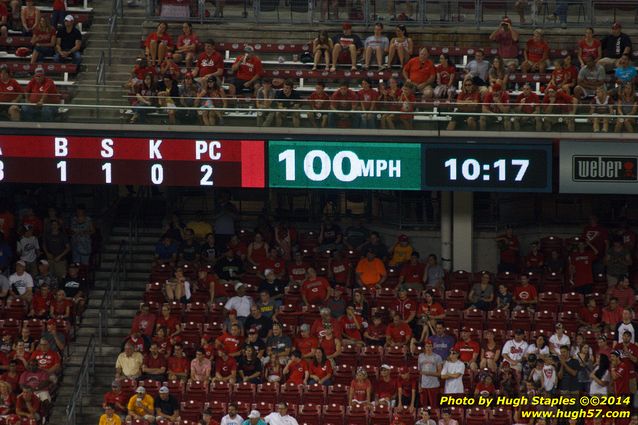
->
[428,334,456,360]
[155,241,178,260]
[615,66,637,83]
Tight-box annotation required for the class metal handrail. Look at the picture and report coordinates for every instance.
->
[97,239,128,351]
[107,13,118,66]
[65,335,96,425]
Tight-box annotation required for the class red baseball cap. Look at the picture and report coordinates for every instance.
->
[342,22,352,29]
[398,367,410,374]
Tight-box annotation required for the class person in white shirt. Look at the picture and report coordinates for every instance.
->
[265,403,299,425]
[540,357,557,393]
[9,260,34,302]
[440,350,465,394]
[501,329,529,372]
[225,282,254,321]
[221,404,244,425]
[589,353,610,395]
[548,323,570,356]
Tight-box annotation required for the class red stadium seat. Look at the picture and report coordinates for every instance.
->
[4,299,27,320]
[184,302,208,322]
[346,403,369,425]
[326,384,349,405]
[534,310,557,332]
[322,404,345,424]
[140,379,161,398]
[235,401,252,418]
[279,383,302,405]
[540,236,564,257]
[203,322,224,340]
[298,403,322,425]
[181,322,203,346]
[360,345,383,367]
[541,272,564,293]
[383,345,407,368]
[510,309,533,331]
[185,380,208,403]
[443,308,463,329]
[180,400,204,422]
[128,420,150,425]
[370,403,391,425]
[23,319,44,340]
[208,381,231,403]
[251,401,273,415]
[486,309,509,331]
[561,292,584,311]
[537,292,560,313]
[144,282,164,303]
[336,343,359,367]
[490,407,512,425]
[375,287,397,309]
[393,406,416,424]
[445,290,467,309]
[232,382,256,404]
[256,383,279,405]
[463,308,486,329]
[205,400,227,417]
[332,364,354,386]
[209,301,227,323]
[448,270,472,291]
[164,380,184,402]
[120,378,137,400]
[302,384,326,405]
[558,310,580,333]
[495,271,518,287]
[466,407,488,425]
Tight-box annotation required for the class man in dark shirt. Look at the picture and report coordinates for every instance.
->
[331,22,363,72]
[42,219,69,279]
[178,228,200,263]
[600,22,632,70]
[155,386,180,423]
[557,345,581,395]
[59,262,87,316]
[34,260,57,290]
[214,248,244,282]
[275,79,301,127]
[360,231,388,261]
[244,305,273,339]
[54,15,82,65]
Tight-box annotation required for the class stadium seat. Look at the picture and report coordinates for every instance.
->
[540,236,564,257]
[24,319,44,340]
[256,382,279,405]
[180,400,204,421]
[393,406,416,424]
[448,270,472,291]
[495,271,518,287]
[119,378,137,400]
[375,287,396,309]
[279,383,302,405]
[140,379,161,398]
[534,310,557,332]
[463,308,486,328]
[181,322,203,346]
[383,345,407,368]
[208,381,231,403]
[510,309,533,331]
[486,309,509,331]
[302,384,326,405]
[209,302,227,323]
[561,292,584,311]
[251,401,273,415]
[144,282,164,303]
[537,292,561,313]
[128,420,151,425]
[205,400,227,417]
[443,308,463,329]
[235,401,252,418]
[445,290,467,309]
[336,343,359,367]
[360,345,383,367]
[4,299,27,320]
[184,302,208,322]
[298,403,322,425]
[332,364,354,386]
[557,310,580,333]
[466,407,488,425]
[185,380,208,403]
[369,403,391,425]
[326,384,349,405]
[322,404,345,424]
[232,382,256,404]
[541,272,564,293]
[490,407,512,425]
[346,403,369,425]
[164,379,184,402]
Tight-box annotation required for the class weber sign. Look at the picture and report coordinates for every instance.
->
[572,156,637,181]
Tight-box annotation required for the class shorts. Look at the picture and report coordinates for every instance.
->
[229,78,250,93]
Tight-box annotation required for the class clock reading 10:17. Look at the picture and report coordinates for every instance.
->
[423,144,552,192]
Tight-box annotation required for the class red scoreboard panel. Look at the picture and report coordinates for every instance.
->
[0,135,266,187]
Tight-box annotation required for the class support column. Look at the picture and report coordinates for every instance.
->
[452,192,473,271]
[440,191,452,272]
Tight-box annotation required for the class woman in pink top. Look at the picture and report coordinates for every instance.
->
[190,348,212,383]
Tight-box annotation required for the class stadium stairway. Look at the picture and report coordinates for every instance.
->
[48,197,166,425]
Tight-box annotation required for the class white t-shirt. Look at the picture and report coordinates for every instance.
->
[589,368,610,395]
[265,412,299,425]
[441,360,465,394]
[17,236,39,263]
[225,295,254,317]
[221,414,244,425]
[501,339,529,363]
[9,271,34,295]
[617,322,636,343]
[525,343,550,358]
[548,333,570,355]
[541,364,557,392]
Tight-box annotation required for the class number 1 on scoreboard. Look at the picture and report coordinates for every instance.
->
[56,161,67,182]
[102,163,112,184]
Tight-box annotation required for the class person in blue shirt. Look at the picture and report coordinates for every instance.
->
[427,321,456,360]
[242,410,266,425]
[154,234,178,267]
[615,55,637,86]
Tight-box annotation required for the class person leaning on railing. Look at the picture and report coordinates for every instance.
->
[0,65,23,122]
[307,81,330,129]
[255,78,276,127]
[329,79,359,128]
[275,79,301,128]
[358,78,379,129]
[541,87,577,132]
[129,73,157,124]
[512,83,541,131]
[446,79,480,131]
[615,83,638,133]
[480,82,511,131]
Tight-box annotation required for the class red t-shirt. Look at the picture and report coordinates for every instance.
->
[339,315,363,340]
[288,261,310,283]
[319,337,337,357]
[579,38,601,60]
[613,361,631,394]
[484,91,510,113]
[452,340,481,363]
[53,0,66,11]
[331,89,358,110]
[31,291,52,314]
[51,298,72,316]
[418,302,444,318]
[294,336,318,356]
[134,65,157,81]
[613,342,638,364]
[286,359,307,385]
[516,92,540,114]
[0,3,8,18]
[156,316,180,333]
[260,258,286,277]
[391,298,417,322]
[309,91,330,109]
[525,251,544,269]
[233,55,264,81]
[197,51,224,78]
[301,277,330,304]
[329,260,350,284]
[26,77,59,104]
[386,323,412,344]
[436,63,456,85]
[16,393,40,414]
[31,349,60,370]
[358,88,379,110]
[0,372,19,393]
[403,57,435,85]
[514,284,538,302]
[103,391,127,411]
[526,39,549,62]
[579,306,601,325]
[145,32,174,49]
[311,318,343,339]
[215,356,237,377]
[550,67,571,86]
[583,224,609,260]
[543,92,574,113]
[143,353,167,370]
[32,28,56,45]
[308,360,332,380]
[375,377,398,400]
[569,250,596,287]
[216,333,243,355]
[177,34,200,50]
[167,356,189,374]
[350,378,371,402]
[397,375,416,397]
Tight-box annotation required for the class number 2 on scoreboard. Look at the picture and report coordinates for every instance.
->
[200,165,213,186]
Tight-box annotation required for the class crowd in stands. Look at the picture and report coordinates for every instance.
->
[103,207,638,424]
[126,19,637,131]
[0,200,97,424]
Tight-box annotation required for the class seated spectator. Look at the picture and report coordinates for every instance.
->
[22,67,59,122]
[489,17,519,70]
[275,79,301,128]
[115,343,143,380]
[214,349,237,384]
[479,83,511,131]
[446,79,479,131]
[602,297,624,330]
[30,339,60,377]
[0,65,22,122]
[9,260,34,303]
[177,72,200,123]
[172,22,199,68]
[142,343,166,382]
[614,55,637,88]
[156,74,179,125]
[15,386,41,423]
[244,305,273,340]
[386,313,412,347]
[129,72,157,124]
[126,386,154,423]
[159,53,180,81]
[501,329,529,372]
[434,53,456,101]
[41,319,65,354]
[575,55,606,101]
[578,27,602,66]
[615,84,638,133]
[310,307,343,339]
[453,328,480,371]
[547,58,576,94]
[312,30,333,71]
[513,274,538,311]
[392,286,417,324]
[615,308,637,343]
[389,234,413,266]
[331,22,362,72]
[283,350,308,385]
[548,322,570,355]
[521,29,549,73]
[599,23,632,71]
[255,78,275,127]
[329,80,359,128]
[468,273,495,311]
[513,84,541,131]
[308,81,329,128]
[215,248,244,282]
[402,48,435,97]
[463,50,490,92]
[265,403,298,425]
[541,87,577,131]
[318,326,341,362]
[287,251,310,285]
[54,15,81,65]
[190,348,211,383]
[479,329,501,372]
[363,22,389,70]
[30,16,56,64]
[215,323,243,358]
[356,249,387,289]
[196,77,226,126]
[386,25,413,69]
[301,267,330,306]
[228,46,263,96]
[591,86,612,133]
[99,404,121,425]
[20,0,39,36]
[194,40,224,87]
[378,77,400,129]
[238,345,262,384]
[0,2,7,37]
[391,83,416,130]
[144,21,173,67]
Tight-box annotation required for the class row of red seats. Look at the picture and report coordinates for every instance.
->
[0,317,71,340]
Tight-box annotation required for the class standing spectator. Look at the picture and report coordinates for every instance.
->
[30,16,57,64]
[54,15,81,65]
[22,66,59,122]
[312,31,333,71]
[126,386,154,423]
[495,225,519,273]
[225,283,253,322]
[115,343,143,380]
[541,87,577,131]
[479,83,511,131]
[452,328,480,372]
[446,80,479,131]
[0,65,22,122]
[590,86,612,133]
[194,40,224,86]
[440,350,464,394]
[363,22,389,70]
[275,79,301,128]
[464,50,490,92]
[521,29,549,73]
[51,0,67,28]
[255,78,276,127]
[513,83,541,131]
[578,28,602,66]
[599,23,632,71]
[569,240,598,294]
[489,17,520,71]
[549,323,571,355]
[228,46,264,97]
[433,53,456,101]
[70,204,94,266]
[308,81,329,128]
[9,260,33,303]
[386,25,413,69]
[329,80,359,128]
[172,22,199,69]
[418,340,443,408]
[42,219,69,279]
[615,83,638,133]
[358,78,379,129]
[17,225,39,275]
[402,48,435,97]
[196,77,226,126]
[144,22,173,67]
[20,0,39,35]
[330,22,362,72]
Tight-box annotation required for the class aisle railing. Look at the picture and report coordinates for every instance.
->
[65,335,96,425]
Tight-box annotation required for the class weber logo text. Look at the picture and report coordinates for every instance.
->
[573,156,637,182]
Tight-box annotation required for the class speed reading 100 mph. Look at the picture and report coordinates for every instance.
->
[444,158,530,182]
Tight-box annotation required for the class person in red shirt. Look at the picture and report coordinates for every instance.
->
[167,344,189,381]
[513,84,541,131]
[30,16,56,65]
[307,81,330,128]
[402,47,435,96]
[602,298,624,331]
[396,366,416,410]
[349,368,372,405]
[577,27,602,66]
[569,240,599,294]
[301,267,331,306]
[172,22,199,68]
[392,286,417,324]
[386,314,412,347]
[495,225,520,273]
[610,350,632,395]
[144,21,173,66]
[541,87,577,131]
[194,39,224,86]
[156,304,181,338]
[51,0,67,29]
[30,339,60,376]
[583,215,609,266]
[307,347,333,386]
[524,241,545,273]
[522,29,549,73]
[480,82,511,131]
[288,251,310,284]
[228,45,263,96]
[329,80,359,128]
[30,283,52,318]
[215,324,243,357]
[22,66,59,122]
[102,380,128,415]
[364,314,387,346]
[212,349,237,384]
[310,308,343,339]
[579,297,601,331]
[358,78,379,129]
[0,2,8,37]
[417,291,445,339]
[613,331,638,366]
[339,306,364,345]
[294,324,318,360]
[514,274,538,311]
[452,328,480,371]
[399,252,425,291]
[547,57,576,94]
[283,350,308,385]
[433,53,456,101]
[259,247,286,280]
[141,342,166,382]
[384,83,416,130]
[327,250,351,287]
[131,303,156,338]
[447,79,480,131]
[375,364,398,406]
[15,386,41,422]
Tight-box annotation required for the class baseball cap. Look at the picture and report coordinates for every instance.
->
[492,83,502,91]
[248,328,257,335]
[300,324,310,332]
[16,260,26,267]
[65,14,74,22]
[612,22,622,29]
[39,259,49,266]
[244,45,254,53]
[159,386,169,394]
[228,309,237,316]
[501,16,512,25]
[398,234,408,242]
[598,335,607,341]
[234,282,245,291]
[248,410,261,419]
[136,386,146,393]
[380,364,392,370]
[342,22,352,29]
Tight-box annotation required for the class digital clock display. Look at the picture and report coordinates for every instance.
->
[423,144,552,192]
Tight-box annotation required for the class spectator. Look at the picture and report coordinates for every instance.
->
[30,16,56,64]
[228,45,264,97]
[329,80,359,128]
[54,15,81,65]
[524,242,544,273]
[255,78,276,127]
[173,22,199,68]
[489,17,519,70]
[590,86,612,133]
[15,387,40,423]
[615,83,638,133]
[386,25,413,69]
[418,340,443,408]
[488,56,508,87]
[126,386,154,423]
[308,81,329,128]
[569,239,598,294]
[301,267,330,306]
[541,87,577,131]
[513,83,541,131]
[22,66,59,122]
[434,53,456,101]
[358,78,379,129]
[392,286,417,324]
[144,22,172,67]
[549,323,571,355]
[330,22,362,72]
[392,82,416,130]
[213,349,237,384]
[402,48,435,97]
[616,308,637,343]
[468,273,495,311]
[416,410,437,425]
[283,350,308,386]
[29,283,50,317]
[266,322,292,363]
[599,23,632,71]
[501,329,528,372]
[446,79,480,131]
[575,55,607,101]
[225,282,253,322]
[363,22,389,70]
[312,30,333,71]
[265,402,299,425]
[578,27,602,66]
[196,77,227,126]
[99,404,121,425]
[553,0,569,27]
[547,57,577,94]
[514,274,538,311]
[275,79,301,128]
[452,328,480,371]
[20,0,39,35]
[177,72,199,123]
[356,249,386,289]
[480,329,501,372]
[115,343,143,380]
[129,72,157,124]
[16,225,39,274]
[464,50,490,92]
[386,313,412,347]
[310,307,342,339]
[157,74,180,125]
[41,319,65,354]
[42,219,69,279]
[0,65,21,122]
[440,350,464,394]
[612,331,638,365]
[349,367,372,405]
[558,345,581,396]
[479,83,511,131]
[495,225,519,273]
[522,29,549,73]
[399,252,425,291]
[244,410,266,425]
[9,260,33,303]
[238,345,262,384]
[0,2,7,37]
[142,343,166,382]
[590,354,610,395]
[614,55,637,88]
[194,40,224,86]
[154,386,179,423]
